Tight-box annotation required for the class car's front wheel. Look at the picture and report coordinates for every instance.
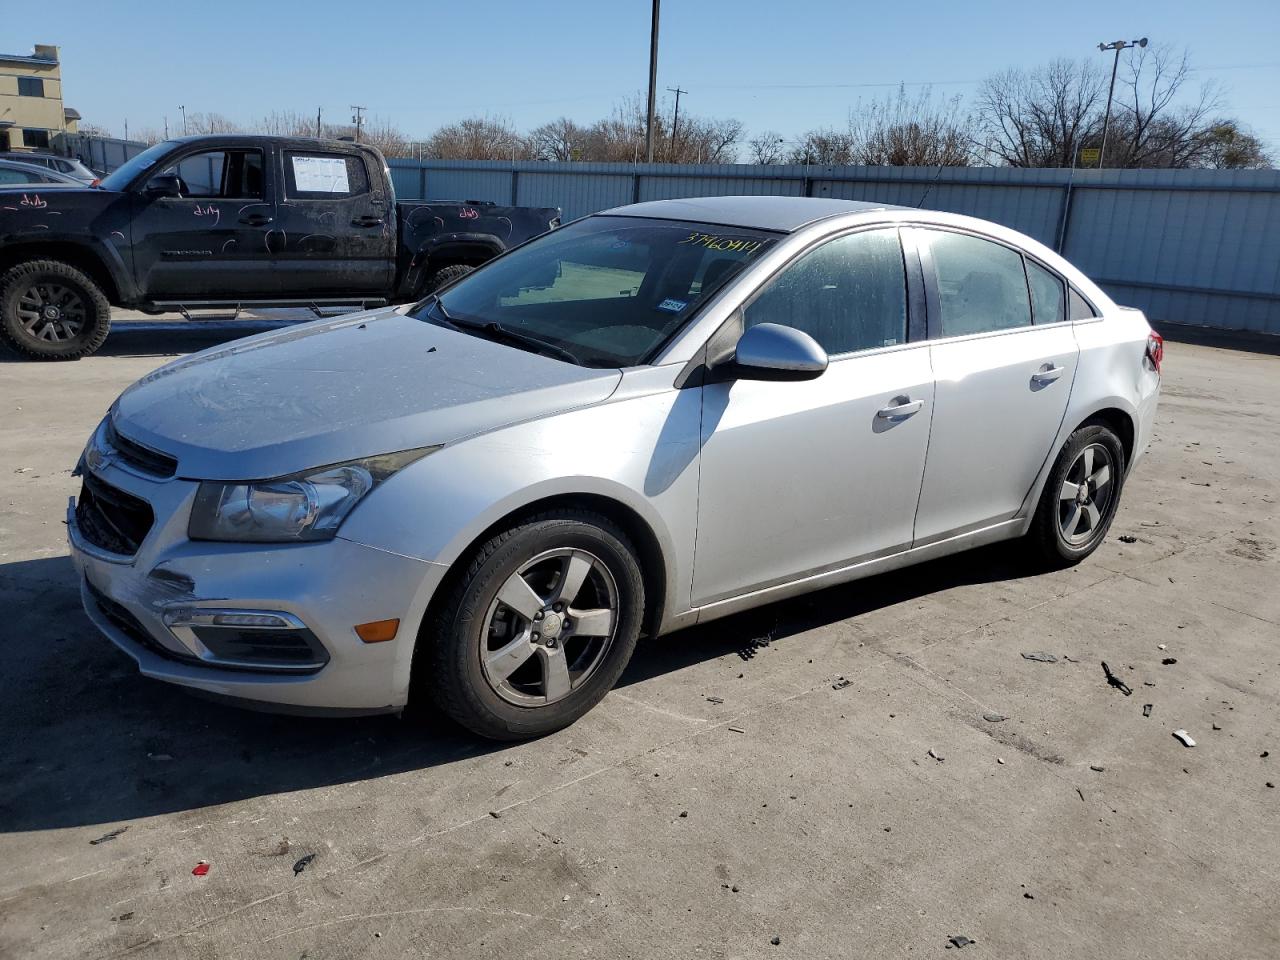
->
[1028,423,1127,567]
[422,509,645,740]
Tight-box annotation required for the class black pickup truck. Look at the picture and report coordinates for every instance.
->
[0,135,559,359]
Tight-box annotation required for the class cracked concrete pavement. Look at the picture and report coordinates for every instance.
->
[0,319,1277,959]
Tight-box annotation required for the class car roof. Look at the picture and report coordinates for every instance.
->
[0,158,67,175]
[598,195,909,233]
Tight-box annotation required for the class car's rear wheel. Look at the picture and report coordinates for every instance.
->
[422,509,644,740]
[0,259,112,360]
[1028,423,1126,566]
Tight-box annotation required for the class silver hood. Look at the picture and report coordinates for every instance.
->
[112,308,622,480]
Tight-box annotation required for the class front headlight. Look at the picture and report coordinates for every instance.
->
[188,447,438,542]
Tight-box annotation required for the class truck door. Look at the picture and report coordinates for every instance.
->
[271,148,394,297]
[128,146,277,300]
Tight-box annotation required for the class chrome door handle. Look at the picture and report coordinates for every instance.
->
[1032,364,1065,384]
[876,398,924,419]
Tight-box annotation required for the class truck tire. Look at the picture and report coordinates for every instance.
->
[422,263,474,296]
[0,259,112,360]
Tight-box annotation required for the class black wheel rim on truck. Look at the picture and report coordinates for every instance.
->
[0,259,112,360]
[15,280,88,342]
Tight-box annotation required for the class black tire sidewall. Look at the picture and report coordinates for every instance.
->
[428,513,644,740]
[0,260,111,360]
[1034,424,1127,564]
[422,264,474,296]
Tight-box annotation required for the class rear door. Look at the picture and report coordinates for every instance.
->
[910,227,1078,545]
[272,148,393,297]
[692,227,934,606]
[127,145,276,299]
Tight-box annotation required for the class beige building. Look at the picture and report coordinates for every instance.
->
[0,44,80,153]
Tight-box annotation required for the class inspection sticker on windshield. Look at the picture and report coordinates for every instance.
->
[657,298,688,313]
[679,232,763,253]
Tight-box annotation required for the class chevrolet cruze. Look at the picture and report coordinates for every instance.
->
[69,196,1163,739]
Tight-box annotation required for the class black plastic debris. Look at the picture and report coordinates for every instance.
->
[292,854,316,876]
[770,936,782,946]
[832,678,852,690]
[1101,661,1133,696]
[1090,765,1105,772]
[983,713,1008,723]
[89,827,128,845]
[1118,535,1137,543]
[706,696,724,704]
[110,912,134,922]
[1143,704,1153,717]
[1162,657,1178,665]
[1022,651,1058,663]
[1260,751,1269,759]
[927,748,945,762]
[946,935,976,949]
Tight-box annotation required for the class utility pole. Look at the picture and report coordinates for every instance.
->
[351,105,366,143]
[644,0,660,162]
[1096,37,1148,168]
[666,86,686,161]
[163,115,168,139]
[316,106,322,139]
[179,105,187,135]
[124,119,128,142]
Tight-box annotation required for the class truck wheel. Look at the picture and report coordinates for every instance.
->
[0,259,112,360]
[422,263,474,296]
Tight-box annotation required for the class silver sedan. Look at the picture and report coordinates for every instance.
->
[68,196,1162,739]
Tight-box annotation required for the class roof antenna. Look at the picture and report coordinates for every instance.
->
[916,163,945,209]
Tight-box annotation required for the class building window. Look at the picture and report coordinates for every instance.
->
[22,129,52,150]
[18,77,45,97]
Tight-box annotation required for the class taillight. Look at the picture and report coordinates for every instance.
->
[1145,332,1164,374]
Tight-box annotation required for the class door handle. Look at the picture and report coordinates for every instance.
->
[1032,364,1065,384]
[352,216,384,227]
[876,397,924,419]
[239,214,272,226]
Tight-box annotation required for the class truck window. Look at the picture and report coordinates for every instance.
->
[283,152,370,200]
[159,149,264,200]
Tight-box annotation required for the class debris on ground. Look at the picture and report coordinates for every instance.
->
[997,758,1005,764]
[1212,723,1222,730]
[292,854,315,876]
[927,748,944,762]
[89,827,128,845]
[1023,892,1035,899]
[1118,535,1137,543]
[1260,751,1269,759]
[1022,651,1058,663]
[192,861,210,877]
[983,713,1008,723]
[488,810,502,819]
[832,678,852,690]
[1076,787,1085,802]
[1090,765,1105,772]
[679,811,688,818]
[946,935,976,949]
[706,696,724,704]
[110,912,134,922]
[771,936,782,946]
[1101,661,1133,696]
[727,726,745,734]
[1157,644,1166,650]
[1143,704,1153,718]
[1172,729,1196,748]
[1062,655,1080,663]
[1162,657,1178,665]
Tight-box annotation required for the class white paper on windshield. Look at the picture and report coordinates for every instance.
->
[291,155,349,193]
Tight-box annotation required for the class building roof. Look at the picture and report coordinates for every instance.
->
[0,52,57,66]
[600,195,906,233]
[63,108,81,121]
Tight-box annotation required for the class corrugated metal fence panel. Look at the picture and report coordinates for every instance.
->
[61,139,1280,334]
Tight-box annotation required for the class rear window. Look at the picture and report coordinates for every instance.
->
[283,152,370,199]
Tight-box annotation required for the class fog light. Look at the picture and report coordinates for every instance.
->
[210,613,291,628]
[355,619,400,643]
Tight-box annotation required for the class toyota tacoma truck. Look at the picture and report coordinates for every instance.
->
[0,135,560,359]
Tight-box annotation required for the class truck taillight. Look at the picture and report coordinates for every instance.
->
[1146,332,1164,374]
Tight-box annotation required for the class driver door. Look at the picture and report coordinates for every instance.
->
[128,146,277,300]
[692,227,934,606]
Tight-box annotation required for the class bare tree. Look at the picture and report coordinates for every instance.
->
[852,86,976,166]
[787,128,856,164]
[528,117,590,161]
[1102,44,1221,168]
[748,131,787,164]
[424,116,528,160]
[976,59,1106,167]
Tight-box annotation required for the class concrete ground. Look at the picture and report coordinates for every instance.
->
[0,316,1277,960]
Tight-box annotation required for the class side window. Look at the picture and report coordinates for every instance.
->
[1026,259,1066,323]
[0,168,39,184]
[283,152,370,200]
[743,228,907,355]
[927,231,1032,337]
[1069,287,1099,320]
[160,149,264,199]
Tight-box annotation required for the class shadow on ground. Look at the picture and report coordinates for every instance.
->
[0,542,1028,834]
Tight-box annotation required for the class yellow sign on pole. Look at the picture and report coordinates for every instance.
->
[1080,148,1101,167]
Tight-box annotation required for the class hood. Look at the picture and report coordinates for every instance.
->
[113,309,622,480]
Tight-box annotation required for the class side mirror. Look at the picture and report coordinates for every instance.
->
[143,174,183,198]
[723,323,828,382]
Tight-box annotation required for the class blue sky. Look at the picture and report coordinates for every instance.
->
[8,0,1280,152]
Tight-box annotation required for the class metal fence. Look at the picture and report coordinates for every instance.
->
[60,136,1280,335]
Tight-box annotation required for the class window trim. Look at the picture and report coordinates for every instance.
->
[1068,284,1102,322]
[17,77,45,98]
[734,223,919,362]
[1023,254,1068,325]
[280,149,372,202]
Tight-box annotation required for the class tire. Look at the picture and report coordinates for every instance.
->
[1027,423,1127,567]
[422,509,645,740]
[0,259,112,360]
[421,263,474,296]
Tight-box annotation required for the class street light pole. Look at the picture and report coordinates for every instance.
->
[644,0,660,163]
[1096,37,1147,168]
[180,104,187,136]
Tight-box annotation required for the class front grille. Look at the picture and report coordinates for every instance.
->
[86,580,197,664]
[75,473,155,557]
[105,421,177,479]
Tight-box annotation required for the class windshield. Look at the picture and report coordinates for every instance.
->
[99,141,179,191]
[413,216,777,368]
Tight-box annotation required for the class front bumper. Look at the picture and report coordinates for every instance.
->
[68,467,446,714]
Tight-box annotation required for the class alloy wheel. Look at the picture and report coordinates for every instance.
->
[1057,442,1115,546]
[16,281,87,342]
